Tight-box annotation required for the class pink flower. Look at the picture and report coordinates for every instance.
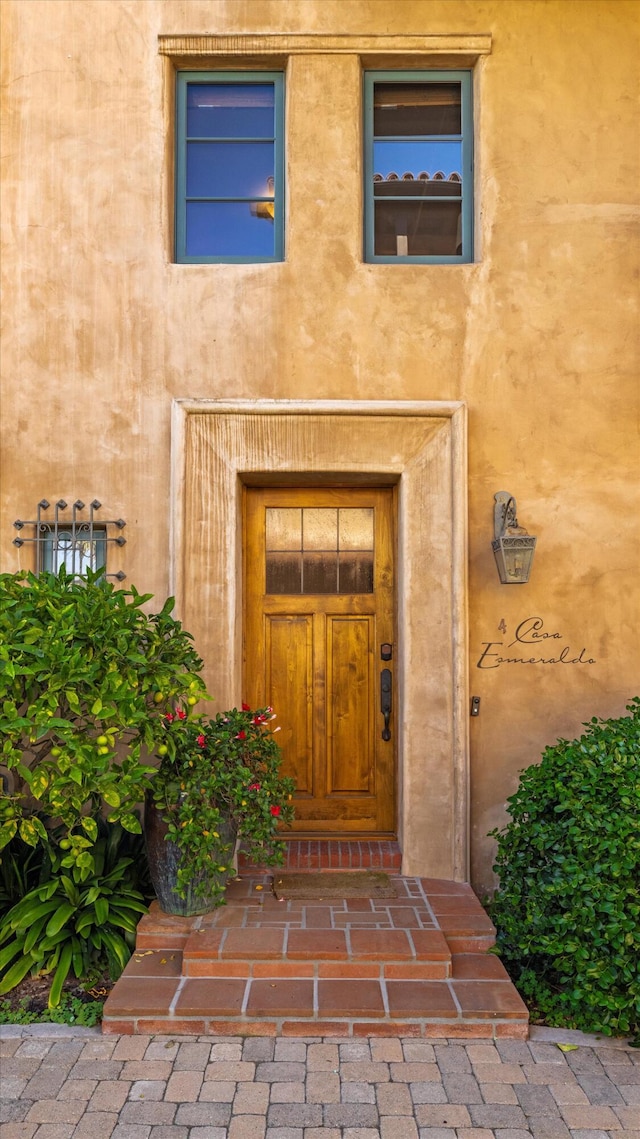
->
[196,734,206,747]
[236,729,246,740]
[270,805,281,817]
[176,709,186,720]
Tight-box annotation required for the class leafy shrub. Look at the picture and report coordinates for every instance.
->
[489,698,640,1037]
[0,569,206,875]
[0,822,148,1005]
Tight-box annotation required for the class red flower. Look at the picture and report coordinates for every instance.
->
[253,713,267,724]
[236,729,246,740]
[164,713,175,723]
[248,782,261,791]
[196,734,206,747]
[176,709,186,720]
[242,702,251,711]
[270,805,281,817]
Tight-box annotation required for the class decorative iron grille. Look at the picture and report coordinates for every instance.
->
[13,500,126,580]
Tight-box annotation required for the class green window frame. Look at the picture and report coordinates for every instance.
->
[175,71,285,263]
[363,70,473,264]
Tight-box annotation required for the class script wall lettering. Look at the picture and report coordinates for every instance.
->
[476,617,597,671]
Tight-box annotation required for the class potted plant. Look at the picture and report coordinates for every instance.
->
[145,703,295,915]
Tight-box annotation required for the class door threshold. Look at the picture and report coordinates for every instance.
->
[238,838,402,874]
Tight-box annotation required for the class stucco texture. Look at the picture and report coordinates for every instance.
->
[1,0,638,892]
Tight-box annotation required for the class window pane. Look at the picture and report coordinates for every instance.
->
[186,201,276,257]
[373,83,461,136]
[266,508,302,551]
[266,553,302,593]
[42,530,106,575]
[339,553,374,593]
[187,84,275,138]
[373,140,462,182]
[374,199,462,256]
[303,509,338,551]
[303,552,338,593]
[187,142,275,199]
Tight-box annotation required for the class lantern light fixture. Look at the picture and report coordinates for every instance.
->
[492,491,536,584]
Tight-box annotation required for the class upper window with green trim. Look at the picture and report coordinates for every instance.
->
[364,70,473,263]
[175,72,285,263]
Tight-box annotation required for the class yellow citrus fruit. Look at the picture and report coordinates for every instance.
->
[96,735,109,746]
[187,696,197,705]
[153,691,164,703]
[157,744,168,756]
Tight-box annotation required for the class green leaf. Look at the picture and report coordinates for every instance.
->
[0,954,36,996]
[45,903,76,937]
[48,943,73,1008]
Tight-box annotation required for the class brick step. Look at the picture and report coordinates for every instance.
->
[102,877,528,1039]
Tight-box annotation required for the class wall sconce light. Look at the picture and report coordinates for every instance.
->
[492,491,537,584]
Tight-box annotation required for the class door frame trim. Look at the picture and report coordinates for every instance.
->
[171,399,469,881]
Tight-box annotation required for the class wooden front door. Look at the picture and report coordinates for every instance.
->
[243,487,396,835]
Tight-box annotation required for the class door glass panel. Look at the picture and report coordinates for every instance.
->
[338,508,374,550]
[303,508,338,550]
[265,506,375,594]
[303,552,338,593]
[339,552,374,594]
[266,552,302,594]
[266,508,301,550]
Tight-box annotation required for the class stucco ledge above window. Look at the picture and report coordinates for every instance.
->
[158,33,492,68]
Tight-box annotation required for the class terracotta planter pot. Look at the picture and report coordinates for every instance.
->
[144,793,238,916]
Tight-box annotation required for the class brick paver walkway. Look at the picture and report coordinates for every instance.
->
[2,1026,638,1138]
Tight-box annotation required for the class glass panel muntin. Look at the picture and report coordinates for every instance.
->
[265,508,374,594]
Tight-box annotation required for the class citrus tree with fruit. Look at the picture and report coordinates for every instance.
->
[0,569,207,876]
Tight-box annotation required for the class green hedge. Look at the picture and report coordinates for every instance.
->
[489,698,640,1038]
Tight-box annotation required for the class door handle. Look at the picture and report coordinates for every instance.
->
[380,668,392,741]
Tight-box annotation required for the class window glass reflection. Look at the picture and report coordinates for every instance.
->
[187,84,275,138]
[186,202,275,257]
[373,83,461,136]
[373,141,462,182]
[187,142,275,198]
[374,200,462,257]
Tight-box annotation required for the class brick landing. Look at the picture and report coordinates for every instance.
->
[103,876,529,1039]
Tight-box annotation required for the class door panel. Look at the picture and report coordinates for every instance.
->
[265,615,313,794]
[327,616,373,794]
[244,486,395,835]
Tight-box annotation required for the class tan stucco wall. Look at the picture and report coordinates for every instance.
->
[2,0,638,893]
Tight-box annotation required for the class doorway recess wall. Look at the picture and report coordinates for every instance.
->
[171,400,468,881]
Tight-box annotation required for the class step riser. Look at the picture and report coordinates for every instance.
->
[103,1016,529,1040]
[183,961,451,979]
